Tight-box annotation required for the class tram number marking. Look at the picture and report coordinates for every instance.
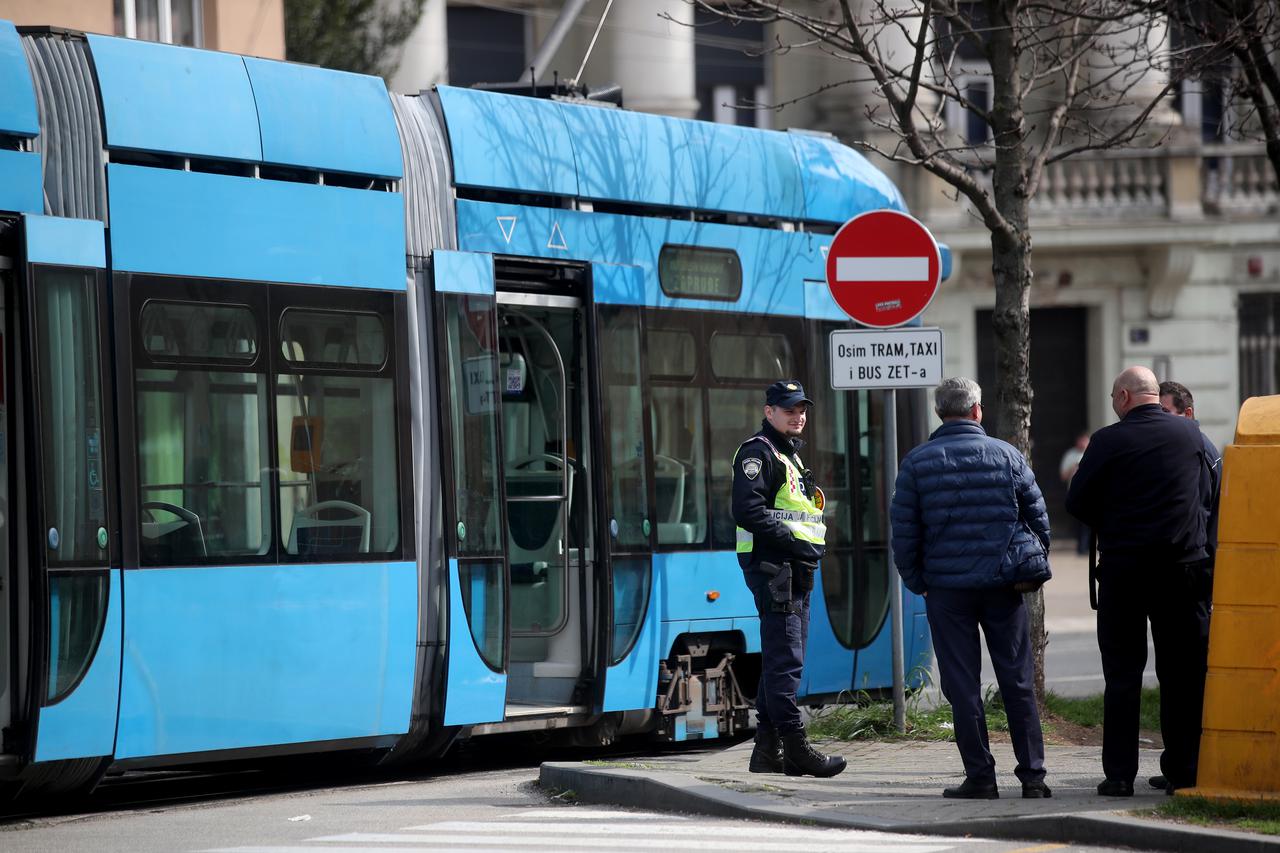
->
[464,355,497,414]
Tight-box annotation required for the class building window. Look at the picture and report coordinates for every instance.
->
[114,0,203,47]
[446,6,527,87]
[694,15,768,127]
[945,67,993,146]
[1239,293,1280,401]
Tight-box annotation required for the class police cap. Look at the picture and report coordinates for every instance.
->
[765,380,814,409]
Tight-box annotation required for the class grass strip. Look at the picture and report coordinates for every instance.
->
[807,687,1009,741]
[1045,687,1160,730]
[1154,795,1280,836]
[809,686,1161,742]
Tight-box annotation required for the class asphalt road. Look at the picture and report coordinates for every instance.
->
[0,760,1139,853]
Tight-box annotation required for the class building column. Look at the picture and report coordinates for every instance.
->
[767,0,940,206]
[1084,13,1183,141]
[390,0,448,95]
[604,0,698,117]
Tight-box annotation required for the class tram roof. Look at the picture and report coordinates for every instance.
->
[434,85,906,225]
[1,20,911,231]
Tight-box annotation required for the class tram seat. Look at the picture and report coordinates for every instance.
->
[654,454,693,545]
[505,455,573,564]
[287,500,371,556]
[140,501,208,563]
[657,522,698,544]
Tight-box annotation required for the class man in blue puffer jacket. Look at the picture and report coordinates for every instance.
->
[891,377,1052,800]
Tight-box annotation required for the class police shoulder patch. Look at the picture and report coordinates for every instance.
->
[741,458,762,480]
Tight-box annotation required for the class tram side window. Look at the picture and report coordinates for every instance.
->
[708,330,796,550]
[277,309,399,559]
[650,386,707,546]
[135,300,269,563]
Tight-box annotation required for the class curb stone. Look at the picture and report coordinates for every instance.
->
[539,762,1280,853]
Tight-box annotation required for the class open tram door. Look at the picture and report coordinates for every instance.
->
[434,251,615,735]
[493,262,598,723]
[1,215,120,795]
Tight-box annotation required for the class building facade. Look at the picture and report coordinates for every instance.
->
[0,0,285,58]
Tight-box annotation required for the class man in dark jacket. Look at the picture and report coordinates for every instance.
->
[891,377,1051,800]
[1067,366,1212,796]
[732,380,845,778]
[1159,380,1221,563]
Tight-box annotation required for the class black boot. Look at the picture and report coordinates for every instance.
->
[781,732,847,778]
[943,777,999,799]
[748,729,784,774]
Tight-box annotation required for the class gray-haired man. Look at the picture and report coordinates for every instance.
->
[891,378,1052,799]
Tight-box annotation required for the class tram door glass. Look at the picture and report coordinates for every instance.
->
[442,293,505,670]
[599,306,651,663]
[498,300,590,706]
[34,267,111,701]
[0,269,9,729]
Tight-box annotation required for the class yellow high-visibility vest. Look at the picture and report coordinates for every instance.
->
[734,435,826,555]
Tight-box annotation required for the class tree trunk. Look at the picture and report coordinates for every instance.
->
[986,0,1047,705]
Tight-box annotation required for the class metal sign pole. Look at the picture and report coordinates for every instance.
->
[884,387,906,733]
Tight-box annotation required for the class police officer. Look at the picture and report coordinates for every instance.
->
[732,380,845,778]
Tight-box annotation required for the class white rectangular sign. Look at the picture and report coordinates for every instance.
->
[830,327,944,390]
[836,256,931,282]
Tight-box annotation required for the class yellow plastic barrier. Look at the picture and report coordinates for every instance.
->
[1185,395,1280,801]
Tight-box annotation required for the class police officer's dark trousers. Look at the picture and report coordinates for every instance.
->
[1097,559,1210,788]
[743,562,810,734]
[926,586,1046,785]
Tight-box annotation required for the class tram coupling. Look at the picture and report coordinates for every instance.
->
[654,651,751,742]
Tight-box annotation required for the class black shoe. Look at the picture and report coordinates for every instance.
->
[781,732,847,778]
[1097,779,1134,797]
[943,777,999,799]
[1149,774,1167,789]
[748,729,784,774]
[1022,781,1052,799]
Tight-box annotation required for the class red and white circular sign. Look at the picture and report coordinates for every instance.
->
[824,210,942,328]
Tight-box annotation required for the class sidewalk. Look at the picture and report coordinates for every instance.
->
[540,739,1280,852]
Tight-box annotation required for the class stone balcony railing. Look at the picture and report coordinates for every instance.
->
[913,141,1279,227]
[1201,144,1280,216]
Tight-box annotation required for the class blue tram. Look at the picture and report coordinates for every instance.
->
[0,21,944,796]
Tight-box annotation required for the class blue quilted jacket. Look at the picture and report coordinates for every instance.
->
[890,419,1051,594]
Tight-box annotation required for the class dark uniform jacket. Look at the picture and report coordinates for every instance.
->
[731,420,825,570]
[1065,403,1211,569]
[1195,424,1222,562]
[890,420,1051,595]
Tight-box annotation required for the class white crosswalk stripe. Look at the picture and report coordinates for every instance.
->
[201,808,980,853]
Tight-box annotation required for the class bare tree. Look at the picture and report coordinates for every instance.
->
[1151,0,1280,182]
[284,0,425,80]
[683,0,1182,703]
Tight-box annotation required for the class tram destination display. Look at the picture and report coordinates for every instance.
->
[657,244,742,301]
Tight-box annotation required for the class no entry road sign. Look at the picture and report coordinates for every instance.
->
[825,210,942,328]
